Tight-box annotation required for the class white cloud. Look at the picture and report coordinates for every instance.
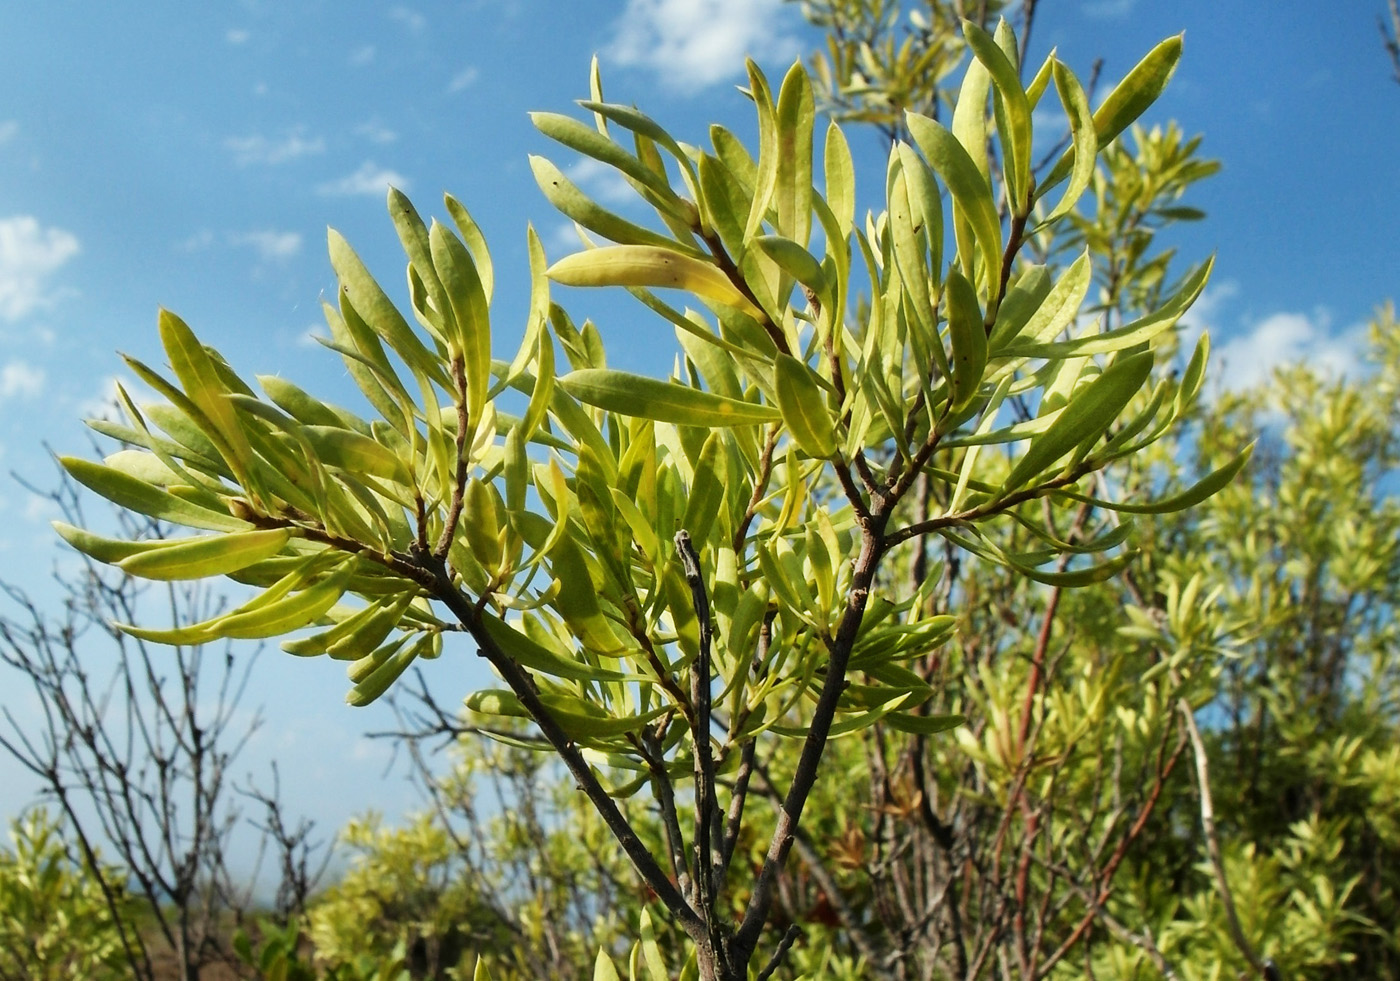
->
[354,120,398,145]
[349,45,376,67]
[229,229,302,262]
[316,162,410,197]
[225,130,325,166]
[1082,0,1136,18]
[0,360,43,399]
[447,67,479,93]
[605,0,803,91]
[178,229,216,252]
[0,216,80,322]
[77,376,125,422]
[226,28,251,44]
[1213,309,1366,394]
[0,121,17,145]
[389,5,426,32]
[569,157,635,205]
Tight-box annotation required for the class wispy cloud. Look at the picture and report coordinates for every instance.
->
[0,360,44,399]
[1214,310,1366,393]
[349,45,376,67]
[226,28,251,45]
[0,121,18,145]
[177,229,216,253]
[604,0,803,91]
[225,129,325,166]
[447,67,479,93]
[1184,284,1367,394]
[354,120,398,145]
[389,5,426,32]
[317,162,410,197]
[229,230,303,262]
[0,216,80,322]
[570,157,635,205]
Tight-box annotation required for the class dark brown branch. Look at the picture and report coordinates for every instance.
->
[732,517,888,962]
[676,530,724,950]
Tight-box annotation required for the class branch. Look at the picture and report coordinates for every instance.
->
[733,518,888,961]
[432,353,472,559]
[424,556,705,938]
[676,530,722,915]
[1178,696,1268,976]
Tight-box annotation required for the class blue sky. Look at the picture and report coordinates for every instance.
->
[2,0,1398,858]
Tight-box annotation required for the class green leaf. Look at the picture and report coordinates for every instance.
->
[774,355,836,459]
[347,634,426,707]
[328,229,451,389]
[824,121,855,238]
[1000,258,1212,359]
[215,560,357,640]
[445,194,494,303]
[774,60,815,248]
[465,689,531,719]
[559,369,779,427]
[576,100,699,194]
[60,457,249,532]
[743,60,780,242]
[119,528,291,581]
[1000,350,1154,494]
[753,235,825,295]
[1065,444,1254,514]
[1039,34,1183,193]
[883,712,966,735]
[479,611,627,682]
[428,219,492,422]
[1037,60,1097,224]
[963,21,1032,213]
[299,426,410,483]
[530,155,697,255]
[945,268,987,413]
[157,310,262,492]
[989,251,1091,363]
[594,949,622,981]
[680,432,727,548]
[905,112,1003,289]
[530,111,680,211]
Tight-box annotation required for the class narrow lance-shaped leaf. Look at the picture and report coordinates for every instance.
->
[530,111,680,212]
[1039,34,1184,193]
[774,60,815,248]
[119,528,292,581]
[547,245,763,319]
[559,368,779,427]
[905,112,1003,292]
[824,120,855,238]
[1001,258,1213,359]
[1037,59,1097,224]
[999,350,1154,494]
[743,60,780,242]
[530,155,701,256]
[1065,443,1255,515]
[429,218,492,423]
[963,20,1032,214]
[775,354,837,459]
[59,457,250,533]
[328,228,452,389]
[945,268,988,414]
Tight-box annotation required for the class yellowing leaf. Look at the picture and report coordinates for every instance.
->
[119,528,291,581]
